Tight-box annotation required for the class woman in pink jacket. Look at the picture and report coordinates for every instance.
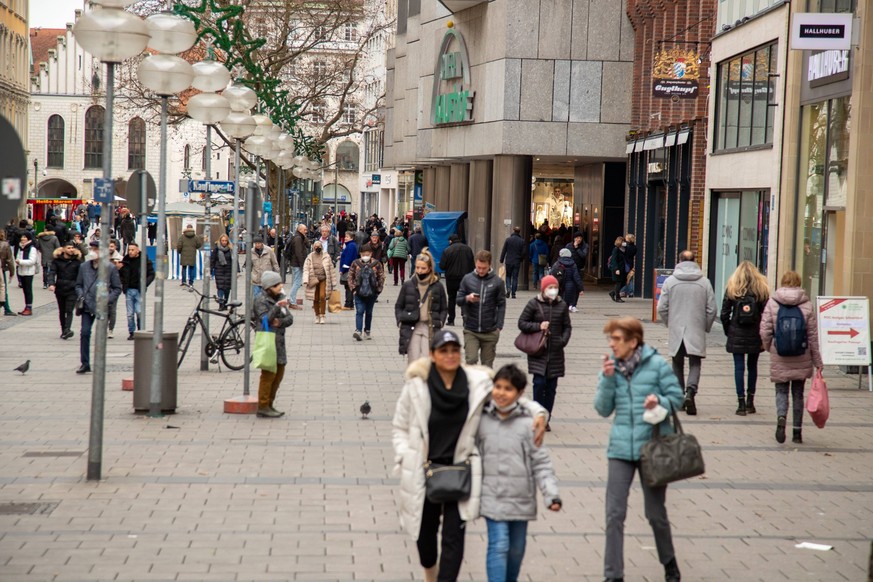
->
[759,271,823,444]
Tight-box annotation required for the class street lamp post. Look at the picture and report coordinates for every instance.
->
[72,0,150,481]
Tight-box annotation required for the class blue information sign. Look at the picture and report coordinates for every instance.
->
[188,180,235,194]
[93,178,114,204]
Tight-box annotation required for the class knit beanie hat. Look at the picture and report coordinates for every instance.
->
[540,275,558,291]
[559,248,572,258]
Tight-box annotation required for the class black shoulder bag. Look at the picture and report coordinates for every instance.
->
[423,459,472,504]
[639,405,705,488]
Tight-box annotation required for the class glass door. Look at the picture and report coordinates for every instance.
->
[714,194,741,301]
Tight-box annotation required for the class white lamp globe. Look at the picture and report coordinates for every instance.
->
[223,83,258,112]
[220,110,255,139]
[292,167,306,179]
[138,53,194,96]
[187,92,231,124]
[275,150,293,167]
[292,155,307,166]
[72,7,150,63]
[306,159,321,171]
[192,59,231,92]
[145,12,197,55]
[243,135,268,156]
[276,133,294,150]
[251,114,274,136]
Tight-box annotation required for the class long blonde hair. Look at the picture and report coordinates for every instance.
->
[725,261,769,301]
[415,248,439,285]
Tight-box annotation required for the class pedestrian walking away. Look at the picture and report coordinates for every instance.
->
[303,241,338,324]
[118,209,136,253]
[478,364,561,582]
[250,236,280,298]
[620,234,637,298]
[347,244,386,340]
[720,261,769,416]
[759,270,823,445]
[36,228,60,289]
[251,271,294,418]
[339,231,358,310]
[499,226,526,299]
[439,234,474,327]
[517,275,572,430]
[407,225,428,278]
[13,231,39,316]
[396,249,448,363]
[210,234,236,310]
[550,248,584,312]
[284,224,309,308]
[391,330,547,582]
[457,250,506,369]
[118,242,155,340]
[388,228,410,286]
[49,242,83,339]
[657,250,716,415]
[607,236,628,303]
[176,224,202,286]
[75,241,122,374]
[528,233,549,289]
[595,317,685,582]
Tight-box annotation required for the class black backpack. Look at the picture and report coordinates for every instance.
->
[357,262,377,298]
[774,302,808,357]
[551,263,566,292]
[734,295,759,327]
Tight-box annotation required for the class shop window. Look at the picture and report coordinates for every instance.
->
[715,43,777,152]
[532,179,574,229]
[336,141,359,172]
[84,105,104,169]
[127,117,146,170]
[47,115,64,168]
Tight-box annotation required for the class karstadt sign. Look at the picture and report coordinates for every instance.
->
[431,25,475,126]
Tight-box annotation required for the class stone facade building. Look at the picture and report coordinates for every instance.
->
[0,0,30,162]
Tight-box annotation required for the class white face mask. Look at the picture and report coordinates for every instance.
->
[361,255,371,263]
[545,288,559,300]
[621,242,627,247]
[495,401,519,414]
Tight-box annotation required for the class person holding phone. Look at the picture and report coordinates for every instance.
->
[251,271,294,418]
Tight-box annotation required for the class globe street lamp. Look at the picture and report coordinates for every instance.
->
[138,11,196,419]
[72,0,149,482]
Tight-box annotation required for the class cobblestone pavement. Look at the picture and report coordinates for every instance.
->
[1,276,872,581]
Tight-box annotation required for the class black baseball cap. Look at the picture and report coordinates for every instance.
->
[431,329,461,350]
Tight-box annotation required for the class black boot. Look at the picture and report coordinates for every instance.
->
[736,397,747,416]
[664,557,681,582]
[792,429,802,444]
[746,393,756,414]
[683,392,697,416]
[775,416,786,443]
[609,290,616,302]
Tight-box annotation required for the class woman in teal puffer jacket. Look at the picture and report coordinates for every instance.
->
[594,317,685,582]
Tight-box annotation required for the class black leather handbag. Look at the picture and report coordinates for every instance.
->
[74,296,86,316]
[639,407,705,488]
[423,459,472,504]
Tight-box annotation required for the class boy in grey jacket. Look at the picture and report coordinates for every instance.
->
[477,364,561,582]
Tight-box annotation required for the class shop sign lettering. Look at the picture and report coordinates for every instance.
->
[808,49,850,88]
[432,27,475,125]
[652,47,701,100]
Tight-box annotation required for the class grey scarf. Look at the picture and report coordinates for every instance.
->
[615,345,644,380]
[217,244,229,266]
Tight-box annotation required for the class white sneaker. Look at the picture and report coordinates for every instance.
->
[569,306,578,313]
[108,329,114,338]
[314,317,320,324]
[364,331,372,340]
[319,315,326,324]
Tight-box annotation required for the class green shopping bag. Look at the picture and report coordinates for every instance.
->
[252,315,277,373]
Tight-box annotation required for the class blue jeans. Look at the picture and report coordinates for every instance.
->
[533,374,559,421]
[733,352,759,398]
[485,518,528,582]
[505,263,520,295]
[80,311,95,367]
[125,289,142,334]
[181,265,195,285]
[216,288,228,307]
[533,262,545,287]
[289,266,303,302]
[252,285,263,298]
[354,293,376,333]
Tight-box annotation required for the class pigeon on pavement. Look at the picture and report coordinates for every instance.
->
[14,360,30,375]
[360,400,371,419]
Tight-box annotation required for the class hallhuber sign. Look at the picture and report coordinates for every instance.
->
[431,25,475,125]
[791,13,853,51]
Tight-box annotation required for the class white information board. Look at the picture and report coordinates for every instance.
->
[817,297,871,366]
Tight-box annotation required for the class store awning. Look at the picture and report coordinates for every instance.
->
[664,132,678,147]
[677,129,691,145]
[643,134,665,151]
[626,141,637,154]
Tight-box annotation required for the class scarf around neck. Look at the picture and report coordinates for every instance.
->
[615,345,644,380]
[217,245,229,266]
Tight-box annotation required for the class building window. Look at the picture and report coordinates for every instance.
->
[344,23,358,42]
[183,144,190,170]
[717,0,784,29]
[310,103,326,123]
[127,117,146,170]
[47,115,64,168]
[364,130,383,172]
[341,103,357,125]
[714,43,777,152]
[336,141,359,172]
[312,60,327,77]
[808,0,855,12]
[84,105,105,169]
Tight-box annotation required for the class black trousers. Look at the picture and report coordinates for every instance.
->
[56,292,76,332]
[343,281,354,307]
[446,278,461,324]
[417,499,465,581]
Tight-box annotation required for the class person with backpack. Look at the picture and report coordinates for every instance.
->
[759,270,822,444]
[388,228,410,286]
[395,249,448,363]
[720,261,769,416]
[347,243,386,340]
[36,227,60,289]
[550,248,584,313]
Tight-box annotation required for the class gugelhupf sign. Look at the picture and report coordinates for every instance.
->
[431,25,475,125]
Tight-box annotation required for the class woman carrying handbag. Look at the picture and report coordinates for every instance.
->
[395,249,448,364]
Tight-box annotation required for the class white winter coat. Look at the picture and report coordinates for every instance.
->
[392,358,547,540]
[15,244,40,276]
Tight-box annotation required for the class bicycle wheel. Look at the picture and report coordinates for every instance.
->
[177,319,197,369]
[219,319,248,371]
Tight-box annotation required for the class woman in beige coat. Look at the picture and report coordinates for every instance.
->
[303,241,338,324]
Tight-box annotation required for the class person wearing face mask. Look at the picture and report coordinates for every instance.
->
[347,243,387,340]
[517,275,572,431]
[303,240,338,324]
[13,231,39,316]
[250,235,280,298]
[251,271,294,418]
[49,241,83,339]
[395,249,448,363]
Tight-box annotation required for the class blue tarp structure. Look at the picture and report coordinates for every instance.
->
[422,211,468,273]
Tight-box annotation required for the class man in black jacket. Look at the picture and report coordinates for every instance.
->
[456,250,506,368]
[499,226,526,299]
[119,241,155,340]
[283,223,309,309]
[439,234,474,326]
[48,241,83,339]
[407,225,428,263]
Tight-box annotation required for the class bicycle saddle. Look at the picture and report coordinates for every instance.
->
[226,300,243,308]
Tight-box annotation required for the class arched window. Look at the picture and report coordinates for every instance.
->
[183,144,190,170]
[84,105,105,169]
[47,115,64,168]
[336,140,359,172]
[128,117,146,170]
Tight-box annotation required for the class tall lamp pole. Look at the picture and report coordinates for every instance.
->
[72,0,150,482]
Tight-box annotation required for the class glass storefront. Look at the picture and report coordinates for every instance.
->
[795,97,850,296]
[531,179,574,229]
[710,190,771,302]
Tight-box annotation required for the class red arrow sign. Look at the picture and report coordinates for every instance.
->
[828,328,860,338]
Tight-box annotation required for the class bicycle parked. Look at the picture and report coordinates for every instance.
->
[177,286,247,370]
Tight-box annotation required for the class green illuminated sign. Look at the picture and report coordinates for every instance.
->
[431,27,475,126]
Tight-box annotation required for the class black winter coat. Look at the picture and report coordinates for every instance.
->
[50,248,83,297]
[720,294,766,354]
[456,271,506,333]
[624,243,637,271]
[408,233,428,261]
[119,253,155,293]
[439,241,474,280]
[499,233,527,266]
[211,244,236,290]
[550,257,584,299]
[395,278,448,355]
[517,295,572,378]
[564,241,588,273]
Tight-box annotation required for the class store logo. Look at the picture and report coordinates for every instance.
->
[652,47,701,100]
[431,26,475,125]
[809,49,850,87]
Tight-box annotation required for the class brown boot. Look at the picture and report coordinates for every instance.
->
[424,566,438,582]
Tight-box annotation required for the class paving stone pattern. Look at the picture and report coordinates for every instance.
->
[1,278,872,581]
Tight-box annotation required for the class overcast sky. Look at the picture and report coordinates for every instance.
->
[30,0,87,29]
